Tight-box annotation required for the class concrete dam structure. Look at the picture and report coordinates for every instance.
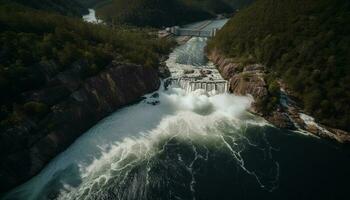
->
[169,26,220,38]
[167,77,229,94]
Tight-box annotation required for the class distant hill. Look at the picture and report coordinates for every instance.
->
[1,0,88,16]
[75,0,112,8]
[96,0,255,27]
[223,0,255,10]
[208,0,350,131]
[75,0,100,7]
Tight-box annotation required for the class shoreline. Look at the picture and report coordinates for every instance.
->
[207,49,350,144]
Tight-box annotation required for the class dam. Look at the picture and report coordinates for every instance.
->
[167,77,228,94]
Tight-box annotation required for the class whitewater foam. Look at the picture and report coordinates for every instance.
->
[82,9,103,24]
[3,85,261,200]
[3,20,277,199]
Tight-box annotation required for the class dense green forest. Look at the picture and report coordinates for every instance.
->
[96,0,254,27]
[0,0,88,16]
[0,2,174,128]
[76,0,112,8]
[224,0,255,10]
[208,0,350,131]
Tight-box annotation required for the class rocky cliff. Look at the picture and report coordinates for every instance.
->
[208,50,350,143]
[208,50,271,113]
[0,61,160,193]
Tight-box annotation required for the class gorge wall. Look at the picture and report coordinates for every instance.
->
[208,50,350,144]
[0,61,161,193]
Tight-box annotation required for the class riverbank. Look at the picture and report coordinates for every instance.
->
[0,62,163,193]
[207,50,350,144]
[0,4,177,193]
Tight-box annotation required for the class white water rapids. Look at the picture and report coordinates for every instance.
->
[4,86,263,199]
[3,20,281,200]
[83,9,103,24]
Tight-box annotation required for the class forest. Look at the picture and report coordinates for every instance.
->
[0,0,88,16]
[208,0,350,131]
[96,0,254,27]
[0,2,174,129]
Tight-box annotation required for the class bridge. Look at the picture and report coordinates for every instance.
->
[169,26,220,38]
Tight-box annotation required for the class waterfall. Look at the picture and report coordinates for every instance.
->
[167,78,229,94]
[82,9,103,24]
[163,35,231,96]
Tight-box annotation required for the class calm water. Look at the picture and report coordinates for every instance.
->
[2,20,350,200]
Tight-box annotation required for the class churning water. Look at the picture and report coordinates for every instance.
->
[83,9,103,24]
[3,20,350,200]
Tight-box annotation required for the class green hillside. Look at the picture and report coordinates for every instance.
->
[96,0,254,27]
[208,0,350,131]
[224,0,255,10]
[0,2,173,129]
[76,0,112,8]
[0,0,88,16]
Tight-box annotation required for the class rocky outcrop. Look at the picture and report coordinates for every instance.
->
[282,87,350,143]
[208,50,350,142]
[329,128,350,143]
[0,62,160,193]
[229,66,268,112]
[209,50,294,129]
[266,110,295,130]
[208,50,269,114]
[208,53,240,80]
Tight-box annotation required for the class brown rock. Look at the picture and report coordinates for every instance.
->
[243,64,265,72]
[266,111,295,129]
[208,50,268,103]
[0,63,160,193]
[329,128,350,143]
[305,124,319,135]
[229,72,268,102]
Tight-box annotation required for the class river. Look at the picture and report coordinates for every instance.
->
[2,20,350,200]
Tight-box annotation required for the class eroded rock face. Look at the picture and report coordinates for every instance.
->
[209,53,240,80]
[208,50,268,113]
[330,129,350,144]
[266,111,295,130]
[208,50,297,129]
[229,70,268,104]
[208,50,350,143]
[0,63,160,193]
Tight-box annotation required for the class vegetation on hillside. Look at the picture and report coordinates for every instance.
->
[223,0,255,10]
[0,0,88,16]
[208,0,350,131]
[96,0,254,27]
[76,0,113,8]
[0,3,174,129]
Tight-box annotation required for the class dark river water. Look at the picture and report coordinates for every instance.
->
[2,20,350,200]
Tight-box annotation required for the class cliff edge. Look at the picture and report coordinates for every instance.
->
[0,61,161,193]
[208,50,350,144]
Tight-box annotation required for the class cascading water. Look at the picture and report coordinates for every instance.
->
[3,19,350,200]
[83,9,103,24]
[166,37,229,94]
